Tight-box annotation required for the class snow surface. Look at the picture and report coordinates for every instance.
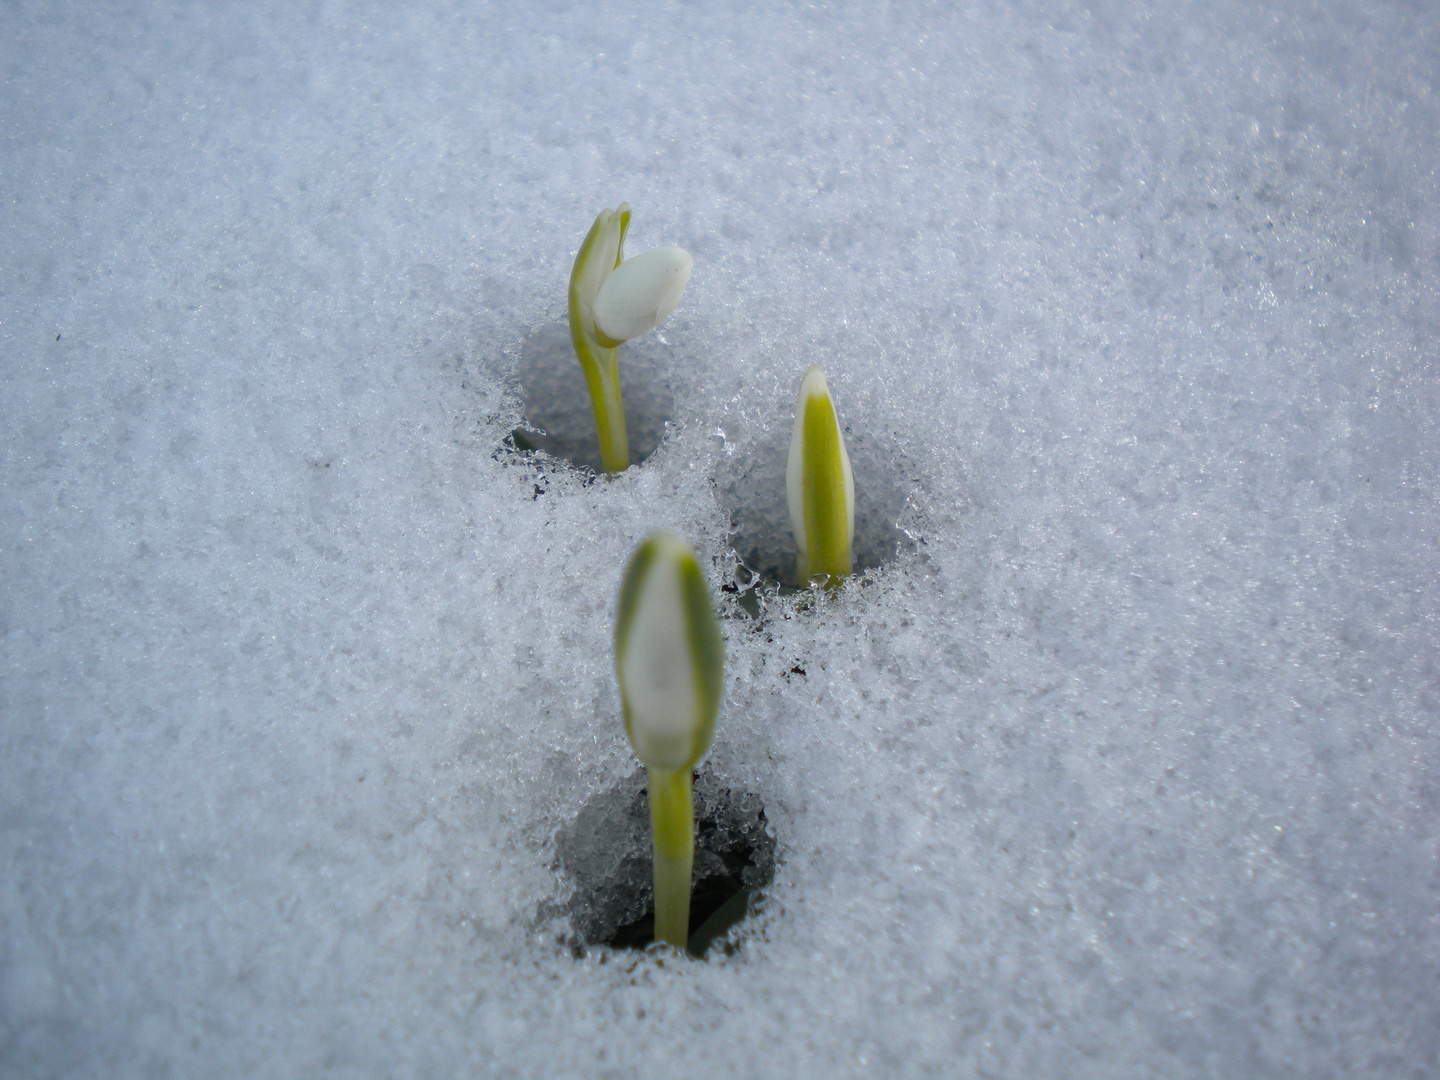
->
[3,1,1439,1077]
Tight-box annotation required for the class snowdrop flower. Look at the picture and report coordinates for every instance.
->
[786,365,855,586]
[614,530,724,948]
[569,203,693,473]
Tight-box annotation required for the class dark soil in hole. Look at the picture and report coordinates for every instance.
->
[550,766,775,957]
[510,321,678,473]
[719,421,921,601]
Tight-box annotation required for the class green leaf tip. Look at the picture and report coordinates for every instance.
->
[786,365,855,587]
[615,530,724,774]
[568,204,693,474]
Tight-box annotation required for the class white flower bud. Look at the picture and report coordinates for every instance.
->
[593,245,694,346]
[614,531,724,773]
[786,365,855,585]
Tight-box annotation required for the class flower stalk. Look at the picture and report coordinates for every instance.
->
[614,531,725,949]
[786,365,855,586]
[647,765,694,948]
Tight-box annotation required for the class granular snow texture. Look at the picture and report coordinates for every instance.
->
[1,2,1437,1077]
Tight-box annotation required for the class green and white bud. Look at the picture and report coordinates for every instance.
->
[569,204,692,473]
[613,530,725,949]
[614,530,724,773]
[786,365,855,586]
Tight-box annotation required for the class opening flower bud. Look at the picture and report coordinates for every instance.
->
[568,204,693,473]
[786,365,855,586]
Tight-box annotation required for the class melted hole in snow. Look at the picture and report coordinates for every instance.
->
[718,420,920,605]
[507,321,676,473]
[550,766,776,958]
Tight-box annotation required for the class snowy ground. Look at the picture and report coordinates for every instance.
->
[3,2,1438,1077]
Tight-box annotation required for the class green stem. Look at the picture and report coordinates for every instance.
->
[578,342,630,474]
[647,766,693,949]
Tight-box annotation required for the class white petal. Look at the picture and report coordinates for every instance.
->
[593,246,693,344]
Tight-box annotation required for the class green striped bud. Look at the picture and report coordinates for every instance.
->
[786,365,855,586]
[614,531,725,773]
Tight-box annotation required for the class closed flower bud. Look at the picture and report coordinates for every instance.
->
[786,365,855,586]
[614,531,725,774]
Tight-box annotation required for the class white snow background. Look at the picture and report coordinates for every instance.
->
[2,1,1438,1077]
